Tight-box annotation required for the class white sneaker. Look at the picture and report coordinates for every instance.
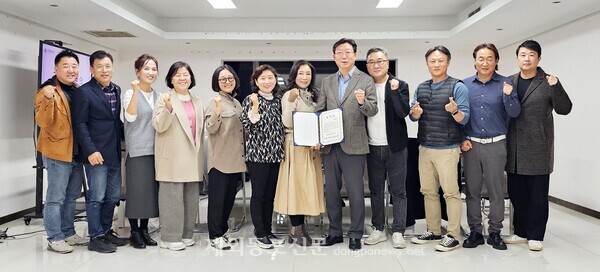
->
[392,232,406,249]
[47,240,73,254]
[364,229,387,245]
[159,241,185,251]
[65,234,89,246]
[182,238,195,247]
[504,234,527,244]
[528,240,543,251]
[224,232,239,244]
[211,237,231,250]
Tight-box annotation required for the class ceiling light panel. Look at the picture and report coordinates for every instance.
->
[207,0,236,9]
[376,0,404,9]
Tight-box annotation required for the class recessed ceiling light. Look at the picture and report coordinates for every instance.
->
[552,1,561,4]
[105,28,113,31]
[207,0,236,9]
[266,42,271,45]
[376,0,404,9]
[497,28,503,31]
[50,4,58,7]
[185,42,191,45]
[424,41,430,44]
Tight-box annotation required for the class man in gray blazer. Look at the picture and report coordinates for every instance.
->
[504,40,572,251]
[316,38,378,250]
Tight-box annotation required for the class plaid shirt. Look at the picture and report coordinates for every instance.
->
[97,81,117,115]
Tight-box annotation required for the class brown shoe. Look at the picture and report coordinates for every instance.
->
[301,224,313,246]
[288,226,304,246]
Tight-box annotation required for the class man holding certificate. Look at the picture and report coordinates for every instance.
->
[316,38,378,251]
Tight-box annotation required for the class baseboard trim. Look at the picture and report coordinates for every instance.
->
[549,196,600,219]
[0,207,36,225]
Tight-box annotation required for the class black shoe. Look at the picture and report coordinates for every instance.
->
[320,235,343,247]
[256,236,274,249]
[487,232,507,250]
[349,238,362,251]
[463,231,484,248]
[140,229,157,246]
[88,236,117,253]
[130,231,146,249]
[104,229,127,247]
[267,233,285,245]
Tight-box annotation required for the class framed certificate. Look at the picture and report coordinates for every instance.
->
[292,108,344,146]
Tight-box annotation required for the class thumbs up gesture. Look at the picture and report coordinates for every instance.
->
[503,82,513,95]
[445,97,458,113]
[546,75,558,86]
[411,101,423,117]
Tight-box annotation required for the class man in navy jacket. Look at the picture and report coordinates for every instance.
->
[73,50,126,253]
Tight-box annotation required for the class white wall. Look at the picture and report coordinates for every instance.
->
[0,14,115,218]
[498,12,600,211]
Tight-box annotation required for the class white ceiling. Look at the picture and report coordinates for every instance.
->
[0,0,599,52]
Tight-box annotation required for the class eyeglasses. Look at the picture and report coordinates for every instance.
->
[218,77,235,83]
[366,59,389,66]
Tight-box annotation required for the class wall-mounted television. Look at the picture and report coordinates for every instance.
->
[38,40,91,87]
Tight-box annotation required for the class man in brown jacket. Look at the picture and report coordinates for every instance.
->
[504,40,572,251]
[34,50,88,254]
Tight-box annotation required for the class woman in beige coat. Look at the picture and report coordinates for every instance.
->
[153,61,204,251]
[274,60,324,246]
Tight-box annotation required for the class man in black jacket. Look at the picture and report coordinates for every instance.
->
[363,47,411,249]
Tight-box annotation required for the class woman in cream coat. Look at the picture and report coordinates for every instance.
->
[153,61,204,251]
[274,60,324,246]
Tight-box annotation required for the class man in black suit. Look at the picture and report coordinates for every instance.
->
[73,50,127,253]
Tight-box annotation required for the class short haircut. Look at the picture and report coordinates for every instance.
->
[89,50,113,67]
[54,50,79,66]
[165,61,196,89]
[366,47,388,59]
[332,38,357,53]
[425,45,451,61]
[286,60,318,101]
[472,43,500,70]
[211,64,240,95]
[250,64,281,96]
[134,54,158,72]
[516,40,542,57]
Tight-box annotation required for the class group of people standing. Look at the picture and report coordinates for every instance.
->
[34,37,571,255]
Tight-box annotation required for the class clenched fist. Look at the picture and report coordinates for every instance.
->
[503,82,513,95]
[355,89,365,105]
[411,101,423,117]
[288,88,300,102]
[389,79,399,91]
[130,79,140,92]
[42,85,56,99]
[546,75,558,86]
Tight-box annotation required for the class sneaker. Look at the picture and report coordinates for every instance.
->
[47,240,73,254]
[159,240,186,251]
[65,234,89,246]
[435,235,461,252]
[223,233,239,244]
[267,233,285,245]
[364,229,387,245]
[411,231,442,244]
[463,231,484,248]
[87,236,117,253]
[504,234,527,244]
[211,237,231,250]
[487,232,507,250]
[182,238,195,247]
[392,232,406,249]
[104,229,127,247]
[256,236,274,249]
[528,240,543,251]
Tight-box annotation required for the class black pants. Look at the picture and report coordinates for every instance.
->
[207,169,240,239]
[507,173,550,241]
[247,162,280,237]
[289,215,305,227]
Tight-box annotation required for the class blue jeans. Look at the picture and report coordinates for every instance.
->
[84,159,122,239]
[367,145,408,233]
[43,156,84,242]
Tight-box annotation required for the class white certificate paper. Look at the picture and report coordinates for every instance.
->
[292,108,344,146]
